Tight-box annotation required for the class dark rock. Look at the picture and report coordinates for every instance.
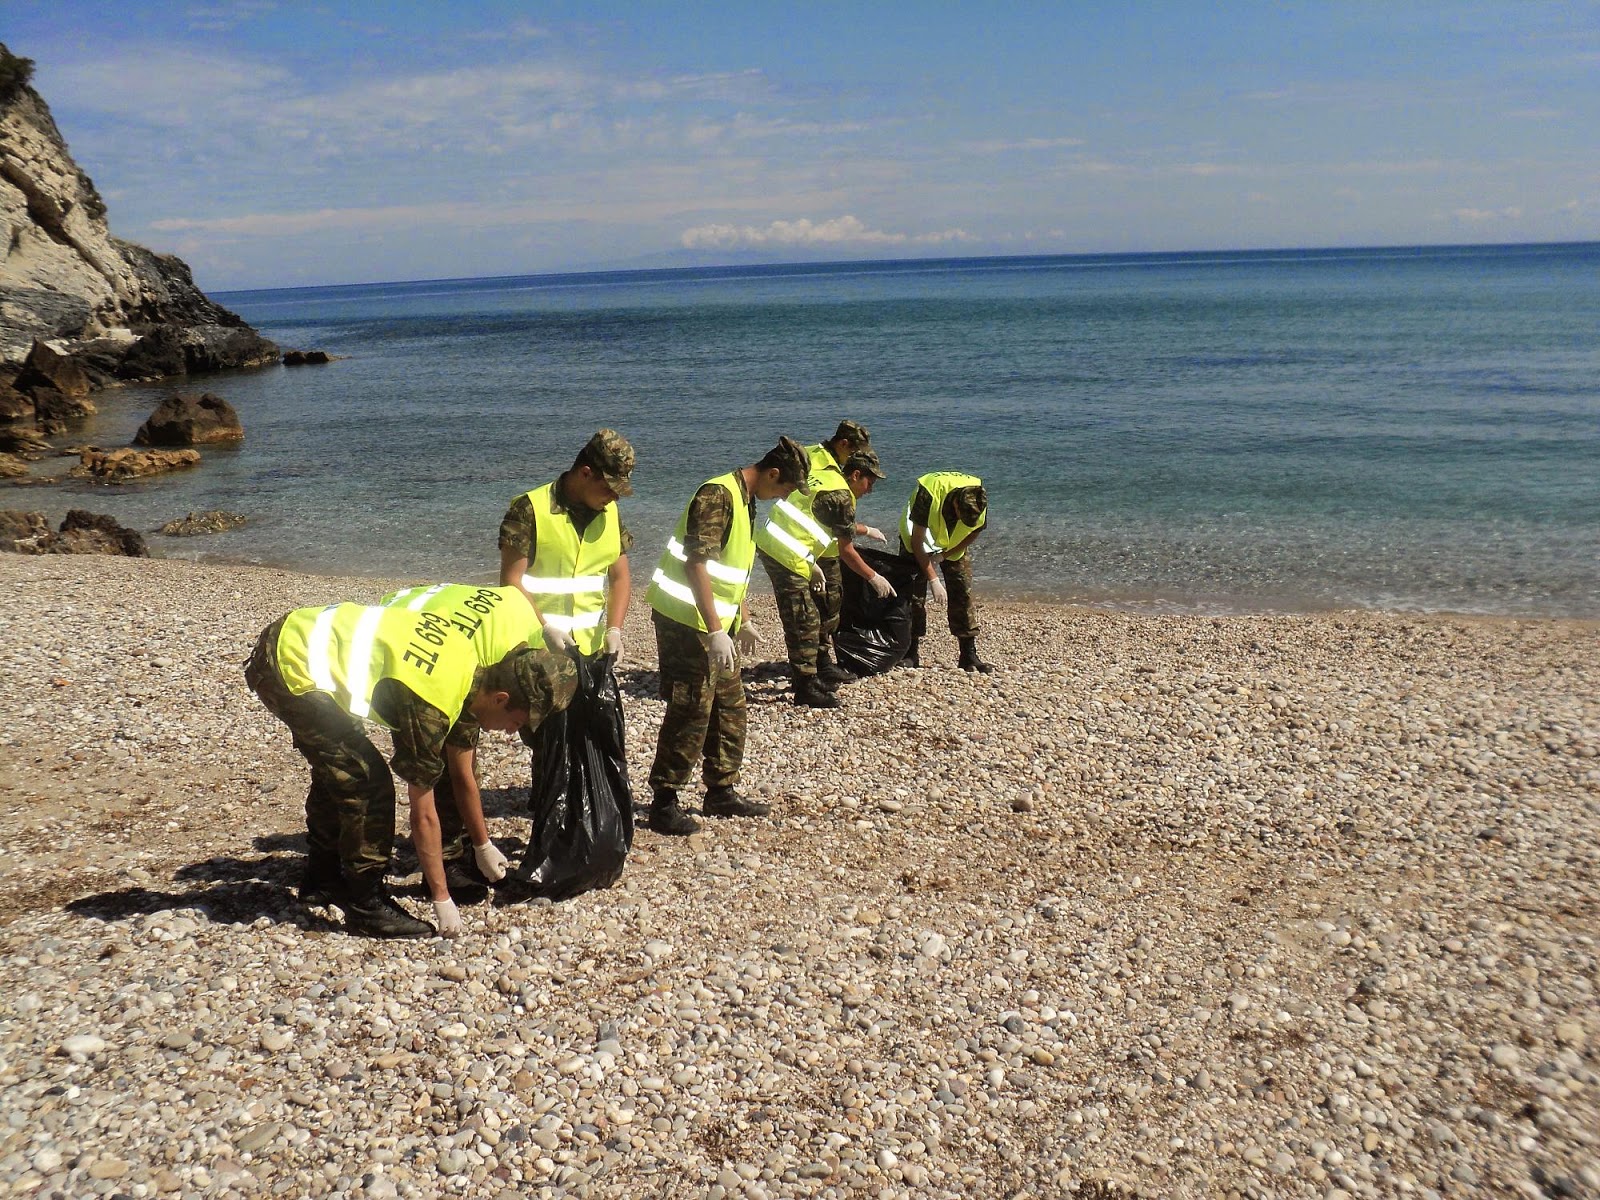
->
[159,510,246,536]
[0,382,33,425]
[17,340,90,397]
[283,349,332,366]
[0,426,50,455]
[0,287,93,364]
[54,509,148,556]
[115,329,187,381]
[134,391,242,446]
[0,453,27,479]
[28,382,96,429]
[0,509,51,551]
[71,446,200,481]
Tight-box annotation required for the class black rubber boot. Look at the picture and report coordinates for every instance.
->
[298,856,346,907]
[896,638,921,669]
[704,787,772,818]
[816,648,857,689]
[793,673,842,709]
[339,883,434,939]
[957,636,994,674]
[649,790,701,836]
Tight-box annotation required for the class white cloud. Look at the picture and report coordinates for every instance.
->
[679,215,974,250]
[965,136,1086,154]
[1450,206,1524,223]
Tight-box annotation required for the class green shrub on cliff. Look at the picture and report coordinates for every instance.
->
[0,45,36,104]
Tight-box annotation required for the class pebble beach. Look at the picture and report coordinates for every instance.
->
[1,552,1596,1200]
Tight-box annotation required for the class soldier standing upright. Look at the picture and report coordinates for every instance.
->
[644,436,812,835]
[899,470,994,672]
[755,447,894,706]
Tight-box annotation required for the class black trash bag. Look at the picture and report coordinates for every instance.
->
[835,545,921,676]
[516,654,634,900]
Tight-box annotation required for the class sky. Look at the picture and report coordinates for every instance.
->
[6,1,1598,290]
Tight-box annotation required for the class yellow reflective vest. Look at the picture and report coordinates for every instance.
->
[275,602,479,729]
[516,482,623,656]
[646,472,755,632]
[900,471,986,562]
[755,457,845,576]
[380,584,542,663]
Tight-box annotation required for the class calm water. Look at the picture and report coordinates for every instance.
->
[40,244,1600,616]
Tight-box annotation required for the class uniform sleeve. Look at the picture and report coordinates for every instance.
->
[615,513,633,555]
[497,493,536,559]
[371,679,452,787]
[810,488,857,541]
[907,485,933,528]
[446,710,483,751]
[682,483,734,559]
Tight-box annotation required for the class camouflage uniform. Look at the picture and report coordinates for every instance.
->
[245,617,455,887]
[901,485,982,640]
[810,421,872,654]
[757,485,856,677]
[647,477,751,794]
[496,482,634,565]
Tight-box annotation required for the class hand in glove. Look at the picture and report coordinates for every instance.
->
[860,526,887,544]
[701,629,736,675]
[734,621,761,658]
[540,621,574,655]
[808,563,828,598]
[604,626,624,660]
[433,898,463,938]
[928,575,949,606]
[867,573,896,600]
[472,840,508,883]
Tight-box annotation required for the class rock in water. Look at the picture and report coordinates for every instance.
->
[71,446,200,481]
[159,510,246,536]
[135,392,243,446]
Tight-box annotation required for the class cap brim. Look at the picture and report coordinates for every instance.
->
[605,475,634,497]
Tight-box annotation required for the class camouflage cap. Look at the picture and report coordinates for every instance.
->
[771,435,812,495]
[842,447,886,480]
[578,428,635,497]
[505,646,578,716]
[830,419,872,451]
[952,484,987,526]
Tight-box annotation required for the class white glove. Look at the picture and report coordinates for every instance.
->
[702,629,736,675]
[540,621,574,655]
[604,626,624,659]
[867,573,896,600]
[928,575,948,606]
[861,526,887,544]
[734,622,761,658]
[808,563,828,597]
[433,898,462,937]
[472,840,508,883]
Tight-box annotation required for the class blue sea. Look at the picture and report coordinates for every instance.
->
[40,243,1600,616]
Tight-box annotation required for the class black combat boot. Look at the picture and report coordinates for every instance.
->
[815,647,857,689]
[441,858,490,905]
[957,636,994,674]
[297,855,346,907]
[649,789,701,836]
[704,786,772,818]
[895,638,921,669]
[793,673,842,709]
[339,881,434,939]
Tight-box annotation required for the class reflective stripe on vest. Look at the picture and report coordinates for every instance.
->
[754,490,834,577]
[516,482,621,656]
[646,474,755,632]
[899,471,986,562]
[380,584,542,661]
[275,602,479,729]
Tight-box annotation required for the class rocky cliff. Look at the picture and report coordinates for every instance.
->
[0,44,277,389]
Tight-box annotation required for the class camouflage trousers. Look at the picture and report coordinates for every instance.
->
[900,546,981,640]
[244,620,394,886]
[758,549,821,677]
[817,555,843,647]
[647,611,746,795]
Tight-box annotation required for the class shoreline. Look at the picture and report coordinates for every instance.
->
[2,551,1597,1198]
